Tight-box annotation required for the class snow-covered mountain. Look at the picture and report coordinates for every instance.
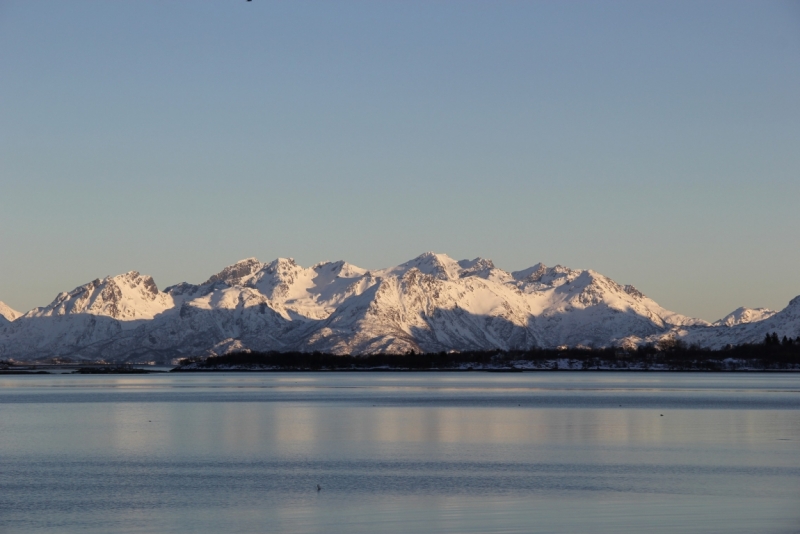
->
[713,307,776,327]
[0,253,796,362]
[662,297,800,349]
[0,301,21,326]
[29,272,174,322]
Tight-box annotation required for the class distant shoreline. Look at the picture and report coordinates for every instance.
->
[171,343,800,373]
[171,367,800,373]
[2,366,798,374]
[5,340,798,374]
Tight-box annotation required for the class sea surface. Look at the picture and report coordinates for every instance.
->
[1,372,799,534]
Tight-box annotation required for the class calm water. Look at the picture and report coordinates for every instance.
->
[1,372,799,533]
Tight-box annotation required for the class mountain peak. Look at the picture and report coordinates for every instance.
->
[269,257,296,265]
[512,263,547,282]
[3,253,798,362]
[261,257,302,278]
[0,301,21,322]
[714,306,776,327]
[458,257,494,272]
[29,270,170,321]
[206,258,264,286]
[389,252,461,280]
[112,271,160,296]
[457,257,494,268]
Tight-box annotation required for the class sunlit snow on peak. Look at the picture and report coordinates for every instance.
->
[1,252,798,361]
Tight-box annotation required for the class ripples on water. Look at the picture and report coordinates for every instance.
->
[1,373,799,533]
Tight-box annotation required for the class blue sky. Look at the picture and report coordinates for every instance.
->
[1,0,799,321]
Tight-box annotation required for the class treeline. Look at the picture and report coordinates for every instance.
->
[610,334,800,370]
[175,333,800,371]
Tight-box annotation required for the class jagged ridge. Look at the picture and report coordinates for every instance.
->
[0,253,797,363]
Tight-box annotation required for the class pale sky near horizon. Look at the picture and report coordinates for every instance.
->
[1,0,799,321]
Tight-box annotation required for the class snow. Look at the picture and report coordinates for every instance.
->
[0,301,21,323]
[24,272,174,324]
[376,252,464,281]
[714,307,776,327]
[1,253,798,362]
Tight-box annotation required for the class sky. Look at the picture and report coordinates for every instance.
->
[1,0,799,322]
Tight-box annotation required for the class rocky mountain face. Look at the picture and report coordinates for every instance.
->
[0,253,797,363]
[29,272,173,322]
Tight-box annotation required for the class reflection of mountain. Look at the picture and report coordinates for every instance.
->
[1,253,798,362]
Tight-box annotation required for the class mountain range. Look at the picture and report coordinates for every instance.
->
[1,252,797,363]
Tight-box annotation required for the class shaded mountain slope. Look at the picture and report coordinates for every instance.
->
[0,253,796,362]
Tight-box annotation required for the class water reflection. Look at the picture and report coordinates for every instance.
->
[1,373,799,533]
[7,401,795,466]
